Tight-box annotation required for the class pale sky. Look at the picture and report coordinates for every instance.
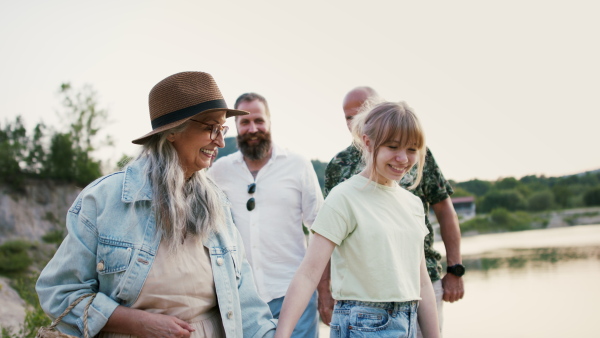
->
[1,0,598,182]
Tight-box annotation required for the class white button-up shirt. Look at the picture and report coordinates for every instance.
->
[209,144,324,302]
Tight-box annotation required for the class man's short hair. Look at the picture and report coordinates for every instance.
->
[234,92,271,118]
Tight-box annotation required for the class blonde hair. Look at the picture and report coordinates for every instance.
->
[138,121,225,254]
[351,101,426,190]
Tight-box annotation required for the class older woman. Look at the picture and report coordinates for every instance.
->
[36,72,277,338]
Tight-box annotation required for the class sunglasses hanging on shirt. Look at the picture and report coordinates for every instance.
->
[247,183,256,211]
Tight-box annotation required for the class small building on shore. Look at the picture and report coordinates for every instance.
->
[430,196,477,231]
[451,196,477,221]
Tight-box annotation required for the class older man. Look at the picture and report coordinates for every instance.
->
[209,93,323,338]
[318,87,465,337]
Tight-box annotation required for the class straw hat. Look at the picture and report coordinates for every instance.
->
[132,71,248,144]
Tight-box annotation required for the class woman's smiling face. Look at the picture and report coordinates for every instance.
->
[375,140,418,186]
[364,135,418,186]
[167,110,227,178]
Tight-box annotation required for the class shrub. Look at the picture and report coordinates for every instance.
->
[490,208,511,225]
[460,208,533,234]
[0,241,32,275]
[41,230,65,244]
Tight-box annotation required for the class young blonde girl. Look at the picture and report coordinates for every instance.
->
[274,101,440,338]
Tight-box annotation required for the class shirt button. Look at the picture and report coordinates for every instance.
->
[97,261,105,271]
[227,311,233,319]
[217,258,224,266]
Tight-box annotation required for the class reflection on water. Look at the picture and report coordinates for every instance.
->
[442,224,600,338]
[463,246,600,274]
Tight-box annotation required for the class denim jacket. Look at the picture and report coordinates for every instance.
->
[36,158,276,337]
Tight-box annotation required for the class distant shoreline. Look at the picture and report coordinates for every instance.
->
[434,223,600,257]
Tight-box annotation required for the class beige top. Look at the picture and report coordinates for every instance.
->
[100,237,225,338]
[312,174,429,302]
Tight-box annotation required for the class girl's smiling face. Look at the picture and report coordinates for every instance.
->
[364,136,418,186]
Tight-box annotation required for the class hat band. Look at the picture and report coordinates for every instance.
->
[151,99,228,129]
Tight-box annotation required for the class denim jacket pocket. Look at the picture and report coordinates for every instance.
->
[209,245,241,280]
[96,238,134,275]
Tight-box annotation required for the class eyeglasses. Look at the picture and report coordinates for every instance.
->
[189,119,229,140]
[247,183,256,211]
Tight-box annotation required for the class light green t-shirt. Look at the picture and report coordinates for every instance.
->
[311,174,429,302]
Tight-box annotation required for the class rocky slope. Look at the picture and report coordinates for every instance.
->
[0,180,81,331]
[0,180,81,245]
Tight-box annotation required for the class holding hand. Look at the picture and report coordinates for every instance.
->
[317,286,335,325]
[441,273,464,303]
[104,306,195,338]
[316,260,335,325]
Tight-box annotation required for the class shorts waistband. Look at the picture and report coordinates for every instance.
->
[337,300,418,312]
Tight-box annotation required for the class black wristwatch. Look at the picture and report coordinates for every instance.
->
[447,264,466,277]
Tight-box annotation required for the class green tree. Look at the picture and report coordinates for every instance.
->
[583,187,600,206]
[43,133,76,181]
[551,184,572,208]
[0,117,32,190]
[479,189,527,212]
[449,186,473,198]
[43,83,111,185]
[25,123,47,175]
[527,190,554,211]
[58,83,112,154]
[495,177,519,190]
[456,179,492,196]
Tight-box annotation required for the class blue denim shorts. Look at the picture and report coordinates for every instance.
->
[330,300,418,338]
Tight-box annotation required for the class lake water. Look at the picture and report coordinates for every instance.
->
[319,224,600,337]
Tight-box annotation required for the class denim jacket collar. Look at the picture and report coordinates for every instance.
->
[121,157,153,203]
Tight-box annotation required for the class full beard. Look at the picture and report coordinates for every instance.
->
[237,131,272,161]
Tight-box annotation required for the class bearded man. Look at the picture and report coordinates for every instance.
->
[209,93,324,338]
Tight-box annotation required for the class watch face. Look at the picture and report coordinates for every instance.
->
[449,264,465,276]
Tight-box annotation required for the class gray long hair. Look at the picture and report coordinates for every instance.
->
[138,122,225,253]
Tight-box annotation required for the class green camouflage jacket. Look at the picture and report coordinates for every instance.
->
[324,144,454,282]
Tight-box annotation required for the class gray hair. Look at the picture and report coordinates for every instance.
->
[138,121,225,253]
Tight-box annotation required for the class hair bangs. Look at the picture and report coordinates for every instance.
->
[371,104,424,151]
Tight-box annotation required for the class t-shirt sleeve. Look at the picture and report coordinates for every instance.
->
[310,196,355,246]
[421,148,454,205]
